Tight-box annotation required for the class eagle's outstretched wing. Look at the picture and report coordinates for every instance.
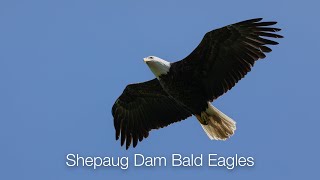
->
[173,18,283,101]
[112,79,191,149]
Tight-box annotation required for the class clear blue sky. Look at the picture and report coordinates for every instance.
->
[1,0,319,179]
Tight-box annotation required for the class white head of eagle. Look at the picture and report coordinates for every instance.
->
[144,56,171,78]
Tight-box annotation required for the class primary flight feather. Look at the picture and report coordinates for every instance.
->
[112,18,283,149]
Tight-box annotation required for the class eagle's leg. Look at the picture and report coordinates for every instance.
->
[195,112,209,125]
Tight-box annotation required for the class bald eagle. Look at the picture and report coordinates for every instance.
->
[112,18,283,149]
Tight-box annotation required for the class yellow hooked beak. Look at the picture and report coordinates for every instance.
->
[143,58,150,63]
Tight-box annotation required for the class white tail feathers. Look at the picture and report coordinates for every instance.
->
[196,103,236,140]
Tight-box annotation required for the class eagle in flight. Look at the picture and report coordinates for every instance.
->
[112,18,283,149]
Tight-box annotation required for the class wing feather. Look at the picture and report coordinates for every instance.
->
[112,79,191,149]
[173,18,282,101]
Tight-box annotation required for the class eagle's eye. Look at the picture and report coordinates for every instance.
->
[149,56,153,59]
